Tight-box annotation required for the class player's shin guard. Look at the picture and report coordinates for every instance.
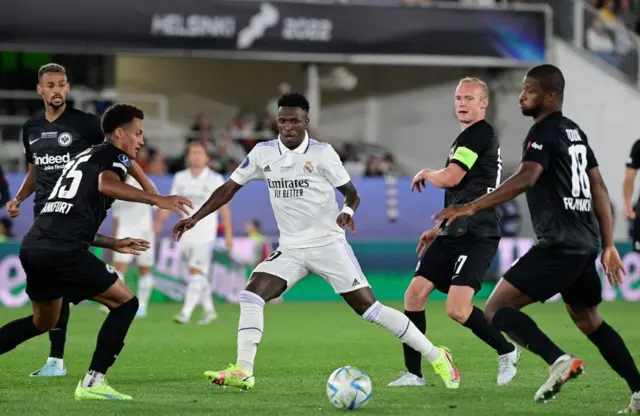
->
[236,291,265,374]
[463,306,514,355]
[49,299,70,359]
[403,310,426,377]
[0,315,45,355]
[200,279,216,316]
[137,274,154,311]
[587,321,640,393]
[180,274,206,319]
[89,297,139,374]
[364,302,440,363]
[492,306,564,365]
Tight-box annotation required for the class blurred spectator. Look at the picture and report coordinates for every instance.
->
[0,217,13,243]
[245,219,270,265]
[188,113,215,145]
[146,148,168,175]
[365,155,384,177]
[587,18,618,65]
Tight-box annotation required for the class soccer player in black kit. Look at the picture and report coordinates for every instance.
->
[388,78,518,388]
[435,64,640,413]
[5,63,158,378]
[0,104,191,400]
[622,138,640,251]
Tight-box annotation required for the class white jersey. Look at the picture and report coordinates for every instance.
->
[112,176,154,233]
[230,133,351,249]
[171,167,224,244]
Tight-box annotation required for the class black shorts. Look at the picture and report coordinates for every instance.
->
[503,246,601,308]
[415,236,499,294]
[19,248,119,304]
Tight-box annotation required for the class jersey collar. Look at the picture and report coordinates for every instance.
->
[278,131,310,155]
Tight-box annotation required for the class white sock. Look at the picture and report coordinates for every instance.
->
[138,273,154,310]
[236,290,265,374]
[82,370,105,388]
[47,357,64,369]
[180,274,206,319]
[200,279,216,315]
[363,301,441,363]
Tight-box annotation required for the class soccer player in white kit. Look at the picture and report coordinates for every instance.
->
[156,141,234,325]
[172,93,460,391]
[111,175,157,318]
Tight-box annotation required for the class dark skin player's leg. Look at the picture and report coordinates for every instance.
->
[483,278,535,322]
[31,298,63,332]
[245,272,288,302]
[342,287,377,315]
[93,278,135,309]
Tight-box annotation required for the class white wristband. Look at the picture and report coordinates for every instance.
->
[341,206,354,217]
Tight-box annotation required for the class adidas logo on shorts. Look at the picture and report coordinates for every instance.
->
[352,278,360,287]
[264,165,271,172]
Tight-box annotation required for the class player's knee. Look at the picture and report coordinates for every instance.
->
[32,315,56,332]
[566,305,602,335]
[404,278,431,309]
[116,296,139,316]
[445,303,472,324]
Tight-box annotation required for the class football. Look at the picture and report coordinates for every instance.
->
[326,366,372,410]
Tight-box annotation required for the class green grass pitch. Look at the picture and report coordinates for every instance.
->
[0,301,637,415]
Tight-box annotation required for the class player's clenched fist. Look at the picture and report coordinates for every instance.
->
[336,212,356,234]
[6,199,21,218]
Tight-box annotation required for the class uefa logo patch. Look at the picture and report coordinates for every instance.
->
[241,156,250,169]
[118,153,131,168]
[58,132,73,147]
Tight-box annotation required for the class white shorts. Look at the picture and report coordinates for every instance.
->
[252,238,370,294]
[113,228,155,268]
[180,240,213,276]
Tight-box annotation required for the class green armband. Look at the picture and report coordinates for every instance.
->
[452,146,478,169]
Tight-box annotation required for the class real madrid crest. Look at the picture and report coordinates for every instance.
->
[58,132,73,147]
[303,161,313,174]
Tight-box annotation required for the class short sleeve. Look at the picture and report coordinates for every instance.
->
[626,139,640,169]
[450,124,492,171]
[86,114,105,145]
[102,150,130,181]
[22,123,34,164]
[521,125,550,170]
[321,145,351,187]
[587,144,599,169]
[230,148,264,185]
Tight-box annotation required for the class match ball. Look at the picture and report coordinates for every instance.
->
[326,366,372,410]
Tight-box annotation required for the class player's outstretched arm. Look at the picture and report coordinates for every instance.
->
[98,171,192,216]
[193,179,242,222]
[172,179,242,242]
[412,164,466,192]
[92,233,150,255]
[128,160,158,194]
[6,163,36,217]
[433,161,543,224]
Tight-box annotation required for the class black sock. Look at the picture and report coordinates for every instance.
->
[463,306,515,355]
[49,300,70,359]
[588,321,640,393]
[89,297,139,374]
[0,315,45,355]
[403,310,425,378]
[492,307,564,365]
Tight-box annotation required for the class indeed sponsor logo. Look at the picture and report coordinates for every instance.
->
[33,153,70,170]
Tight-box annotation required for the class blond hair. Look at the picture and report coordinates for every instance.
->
[458,77,489,100]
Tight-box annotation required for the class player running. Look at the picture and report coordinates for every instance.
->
[434,64,640,413]
[623,138,640,252]
[155,141,234,325]
[173,93,460,391]
[6,63,157,378]
[0,104,191,400]
[389,77,518,388]
[111,175,158,318]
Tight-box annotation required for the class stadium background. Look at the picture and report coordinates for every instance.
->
[0,0,639,308]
